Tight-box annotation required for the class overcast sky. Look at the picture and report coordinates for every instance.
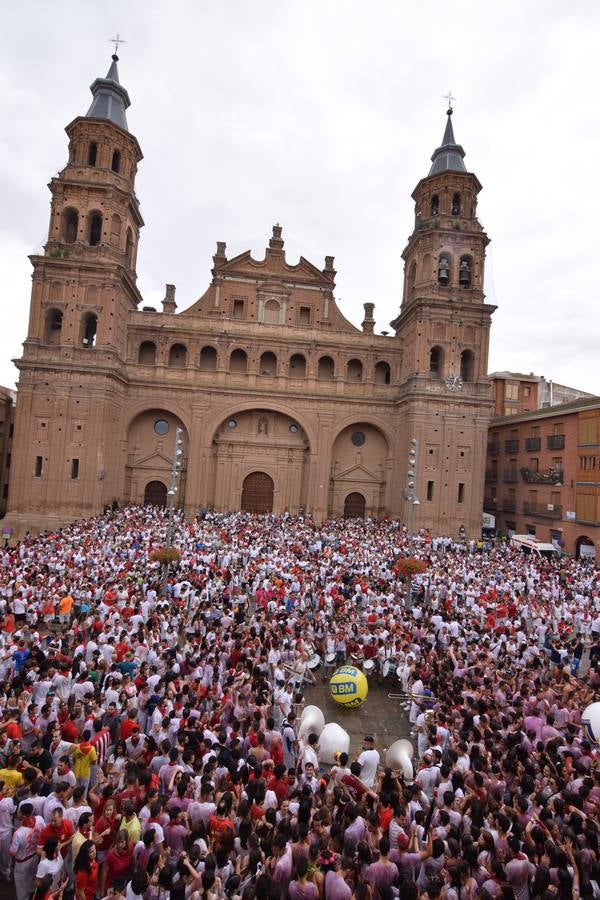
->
[1,0,598,394]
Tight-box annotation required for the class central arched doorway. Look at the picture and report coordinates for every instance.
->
[344,492,366,518]
[144,480,168,507]
[241,472,274,514]
[576,535,596,560]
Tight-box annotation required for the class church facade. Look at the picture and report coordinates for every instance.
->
[6,56,496,536]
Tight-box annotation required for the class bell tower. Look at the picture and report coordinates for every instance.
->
[392,106,496,538]
[392,105,493,385]
[7,54,144,530]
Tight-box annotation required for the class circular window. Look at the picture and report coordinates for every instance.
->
[227,419,237,429]
[154,419,169,436]
[289,424,299,434]
[351,431,365,447]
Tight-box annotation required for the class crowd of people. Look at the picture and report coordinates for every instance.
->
[0,505,598,900]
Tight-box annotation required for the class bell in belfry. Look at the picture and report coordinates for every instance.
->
[459,257,471,287]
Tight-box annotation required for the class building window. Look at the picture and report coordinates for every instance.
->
[318,356,335,381]
[88,213,103,246]
[138,341,156,365]
[429,346,443,377]
[552,457,563,474]
[459,256,472,288]
[437,252,451,286]
[530,458,539,472]
[63,208,79,243]
[374,361,391,384]
[168,343,187,368]
[111,150,121,173]
[232,299,245,319]
[82,313,97,348]
[154,420,169,436]
[298,306,311,326]
[125,228,134,268]
[71,458,79,480]
[505,383,519,400]
[451,192,461,215]
[351,431,366,447]
[35,456,43,477]
[346,359,363,381]
[199,346,217,371]
[259,351,277,376]
[580,455,597,471]
[229,349,247,374]
[457,483,465,503]
[523,386,531,398]
[88,142,97,166]
[427,480,434,501]
[430,195,439,216]
[288,353,306,377]
[526,524,536,535]
[460,349,474,382]
[45,309,63,344]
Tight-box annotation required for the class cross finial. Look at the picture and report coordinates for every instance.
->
[443,89,455,113]
[109,33,126,56]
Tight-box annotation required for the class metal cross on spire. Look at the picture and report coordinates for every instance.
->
[109,33,126,56]
[442,89,456,112]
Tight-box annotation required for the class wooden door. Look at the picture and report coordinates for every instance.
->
[344,492,366,518]
[241,472,274,514]
[144,480,167,507]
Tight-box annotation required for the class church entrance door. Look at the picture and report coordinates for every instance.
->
[144,480,168,507]
[344,492,366,518]
[241,472,274,514]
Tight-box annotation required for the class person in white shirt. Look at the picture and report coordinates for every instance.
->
[356,735,380,789]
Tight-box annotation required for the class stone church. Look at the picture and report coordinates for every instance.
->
[6,55,495,536]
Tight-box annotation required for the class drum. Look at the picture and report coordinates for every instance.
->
[307,654,321,671]
[325,653,336,666]
[383,659,396,678]
[363,659,376,674]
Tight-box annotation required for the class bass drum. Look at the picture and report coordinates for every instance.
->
[382,659,397,679]
[307,654,321,671]
[363,659,376,674]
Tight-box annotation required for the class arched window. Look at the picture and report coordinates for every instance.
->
[460,349,475,382]
[429,346,444,377]
[408,260,417,302]
[459,255,472,288]
[318,355,335,381]
[452,192,461,216]
[62,208,79,244]
[431,195,439,216]
[199,346,217,371]
[111,150,121,173]
[45,309,63,345]
[125,228,134,268]
[88,142,97,166]
[438,252,451,286]
[110,214,121,248]
[229,349,247,374]
[82,313,97,348]
[168,343,187,368]
[346,359,363,381]
[288,353,306,377]
[374,361,391,384]
[88,212,103,246]
[259,351,277,376]
[138,341,156,365]
[263,299,280,324]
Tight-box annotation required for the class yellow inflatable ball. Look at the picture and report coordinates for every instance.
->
[329,665,368,709]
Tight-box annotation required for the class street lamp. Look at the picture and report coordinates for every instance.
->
[407,437,420,540]
[162,426,184,594]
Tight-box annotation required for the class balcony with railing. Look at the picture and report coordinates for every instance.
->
[525,436,541,451]
[502,498,517,512]
[504,439,519,452]
[483,497,498,512]
[504,469,518,483]
[487,442,500,454]
[523,501,562,518]
[547,434,565,450]
[521,467,563,485]
[485,469,498,482]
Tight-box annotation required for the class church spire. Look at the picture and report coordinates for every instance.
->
[428,107,466,176]
[86,54,131,132]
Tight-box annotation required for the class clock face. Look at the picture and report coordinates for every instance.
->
[445,373,463,391]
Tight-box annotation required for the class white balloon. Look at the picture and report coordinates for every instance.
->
[318,722,351,764]
[582,701,600,746]
[386,739,415,780]
[298,705,325,738]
